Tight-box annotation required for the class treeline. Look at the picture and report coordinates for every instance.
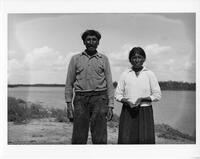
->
[158,81,195,90]
[112,81,196,91]
[8,81,195,90]
[8,84,64,87]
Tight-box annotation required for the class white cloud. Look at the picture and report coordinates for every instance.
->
[107,44,131,81]
[107,43,174,81]
[144,44,174,72]
[184,61,195,71]
[22,46,77,83]
[144,44,172,56]
[8,58,25,83]
[165,59,175,67]
[8,46,77,83]
[8,50,17,60]
[109,43,172,66]
[108,44,132,65]
[8,59,23,72]
[24,46,68,71]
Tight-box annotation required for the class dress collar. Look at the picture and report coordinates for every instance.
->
[128,66,148,72]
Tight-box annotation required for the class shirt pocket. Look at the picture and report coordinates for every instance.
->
[76,64,84,80]
[92,60,104,78]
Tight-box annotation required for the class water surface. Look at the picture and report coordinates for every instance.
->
[8,87,195,136]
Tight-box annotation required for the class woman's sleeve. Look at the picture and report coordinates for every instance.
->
[115,72,126,102]
[148,71,162,102]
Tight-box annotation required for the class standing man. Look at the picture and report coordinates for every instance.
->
[65,30,114,144]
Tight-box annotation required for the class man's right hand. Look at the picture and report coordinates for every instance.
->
[67,102,74,122]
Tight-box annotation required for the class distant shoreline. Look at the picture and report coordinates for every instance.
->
[8,84,64,88]
[8,81,196,91]
[8,86,196,91]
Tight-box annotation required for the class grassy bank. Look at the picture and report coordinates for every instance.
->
[8,97,68,123]
[8,97,195,142]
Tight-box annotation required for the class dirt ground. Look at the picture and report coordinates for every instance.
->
[8,118,195,144]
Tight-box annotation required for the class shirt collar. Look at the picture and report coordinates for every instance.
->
[128,66,148,72]
[81,51,102,59]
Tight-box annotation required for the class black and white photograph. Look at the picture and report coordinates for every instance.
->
[1,0,200,158]
[7,13,196,145]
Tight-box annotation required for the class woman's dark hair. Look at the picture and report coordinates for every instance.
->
[129,47,146,62]
[81,30,101,41]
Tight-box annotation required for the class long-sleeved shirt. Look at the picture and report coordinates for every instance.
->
[65,51,114,108]
[115,67,161,107]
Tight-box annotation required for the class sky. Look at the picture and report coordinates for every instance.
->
[8,13,196,84]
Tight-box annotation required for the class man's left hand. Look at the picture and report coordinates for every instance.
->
[107,107,113,121]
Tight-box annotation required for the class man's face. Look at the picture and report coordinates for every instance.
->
[84,35,99,52]
[130,53,145,68]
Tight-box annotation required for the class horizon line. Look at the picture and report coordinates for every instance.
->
[8,80,196,85]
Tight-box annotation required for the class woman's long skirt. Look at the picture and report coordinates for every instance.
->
[118,104,155,144]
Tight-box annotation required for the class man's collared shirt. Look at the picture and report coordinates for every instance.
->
[115,67,161,107]
[65,51,114,108]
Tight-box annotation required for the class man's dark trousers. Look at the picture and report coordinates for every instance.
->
[72,91,108,144]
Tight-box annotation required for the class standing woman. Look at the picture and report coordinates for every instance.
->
[115,47,161,144]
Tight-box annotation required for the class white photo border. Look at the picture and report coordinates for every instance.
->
[1,0,200,159]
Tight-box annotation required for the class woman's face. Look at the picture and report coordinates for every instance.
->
[130,53,145,68]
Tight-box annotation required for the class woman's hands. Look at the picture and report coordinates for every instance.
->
[121,97,152,108]
[135,97,152,106]
[135,97,143,107]
[121,98,136,108]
